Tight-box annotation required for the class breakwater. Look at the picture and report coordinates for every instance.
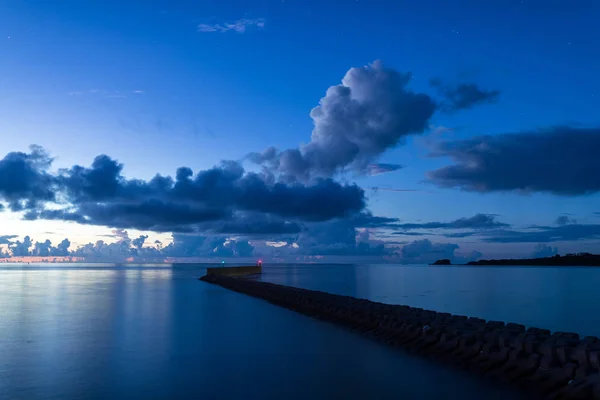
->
[205,265,262,277]
[200,274,600,399]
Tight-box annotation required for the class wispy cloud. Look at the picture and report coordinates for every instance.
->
[67,89,144,99]
[369,187,421,193]
[198,18,265,33]
[366,163,403,176]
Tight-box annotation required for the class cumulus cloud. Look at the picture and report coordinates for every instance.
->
[430,78,500,112]
[248,60,437,181]
[9,236,33,256]
[198,18,265,33]
[427,127,600,196]
[33,240,53,257]
[54,239,72,256]
[59,232,254,261]
[392,213,508,231]
[532,244,559,258]
[132,235,148,249]
[400,239,481,264]
[5,236,72,258]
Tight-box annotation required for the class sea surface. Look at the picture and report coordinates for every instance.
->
[1,263,598,399]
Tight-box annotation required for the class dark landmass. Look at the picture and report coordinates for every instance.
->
[431,259,452,265]
[465,253,600,266]
[201,273,600,399]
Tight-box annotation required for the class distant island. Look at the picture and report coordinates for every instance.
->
[431,253,600,267]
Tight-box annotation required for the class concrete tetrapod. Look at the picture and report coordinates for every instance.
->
[200,274,600,400]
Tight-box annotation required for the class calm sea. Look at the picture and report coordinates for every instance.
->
[2,263,597,399]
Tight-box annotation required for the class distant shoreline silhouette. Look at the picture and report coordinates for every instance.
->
[432,253,600,266]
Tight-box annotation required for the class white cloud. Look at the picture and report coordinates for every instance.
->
[198,18,265,33]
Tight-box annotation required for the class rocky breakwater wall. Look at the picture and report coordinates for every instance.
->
[200,274,600,399]
[205,265,262,277]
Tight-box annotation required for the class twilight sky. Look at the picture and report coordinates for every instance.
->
[1,0,599,263]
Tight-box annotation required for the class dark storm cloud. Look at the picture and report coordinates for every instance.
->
[60,156,363,223]
[430,78,500,112]
[427,127,600,195]
[23,209,89,224]
[8,147,365,232]
[392,213,508,231]
[0,145,56,211]
[198,213,303,235]
[75,201,231,232]
[233,175,365,221]
[248,60,437,181]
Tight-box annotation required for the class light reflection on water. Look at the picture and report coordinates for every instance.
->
[0,264,538,399]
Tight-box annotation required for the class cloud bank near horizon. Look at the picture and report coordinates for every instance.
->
[0,230,484,264]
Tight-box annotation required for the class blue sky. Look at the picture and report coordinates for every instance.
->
[0,0,599,262]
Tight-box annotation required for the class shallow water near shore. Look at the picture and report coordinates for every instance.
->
[2,263,596,399]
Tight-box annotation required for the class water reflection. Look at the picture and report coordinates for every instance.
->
[0,265,533,399]
[262,264,600,336]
